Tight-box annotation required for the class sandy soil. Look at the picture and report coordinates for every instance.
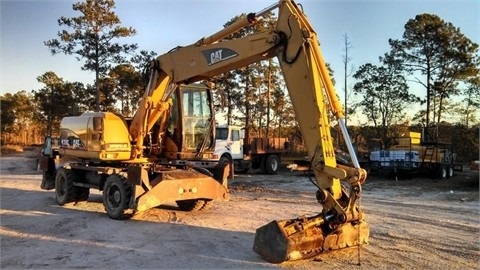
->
[1,147,479,269]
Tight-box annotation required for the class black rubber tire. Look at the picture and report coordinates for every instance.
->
[191,166,217,211]
[219,155,234,179]
[193,166,214,177]
[76,187,90,202]
[447,166,454,178]
[176,199,205,211]
[41,170,56,190]
[201,199,214,211]
[439,165,447,179]
[264,155,280,175]
[55,168,78,206]
[103,174,133,220]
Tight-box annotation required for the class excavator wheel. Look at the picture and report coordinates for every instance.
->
[176,199,205,211]
[55,168,78,205]
[39,154,56,190]
[76,187,90,202]
[103,174,133,220]
[219,155,234,179]
[200,199,214,211]
[41,170,55,190]
[176,167,216,211]
[193,166,214,177]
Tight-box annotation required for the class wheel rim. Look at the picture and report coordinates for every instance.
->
[107,185,121,209]
[271,159,278,171]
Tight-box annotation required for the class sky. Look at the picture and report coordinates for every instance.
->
[1,0,479,116]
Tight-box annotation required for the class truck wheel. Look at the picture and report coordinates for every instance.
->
[176,199,205,211]
[439,166,447,179]
[264,155,280,175]
[447,166,454,178]
[103,174,132,220]
[55,168,78,205]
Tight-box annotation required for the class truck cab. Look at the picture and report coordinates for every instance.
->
[215,125,286,174]
[214,125,244,161]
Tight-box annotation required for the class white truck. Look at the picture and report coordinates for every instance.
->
[214,125,288,175]
[173,125,288,175]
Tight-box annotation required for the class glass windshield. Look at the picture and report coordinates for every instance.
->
[215,127,228,140]
[182,87,212,150]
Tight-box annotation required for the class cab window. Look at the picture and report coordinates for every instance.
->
[231,130,240,141]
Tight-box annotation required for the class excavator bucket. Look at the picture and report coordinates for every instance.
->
[253,217,369,263]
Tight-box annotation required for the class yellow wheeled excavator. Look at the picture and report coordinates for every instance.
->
[39,0,369,263]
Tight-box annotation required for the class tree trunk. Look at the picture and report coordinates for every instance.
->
[425,63,431,128]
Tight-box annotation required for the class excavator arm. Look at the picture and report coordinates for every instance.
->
[129,0,368,262]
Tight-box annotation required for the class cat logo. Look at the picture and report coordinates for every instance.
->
[202,48,238,66]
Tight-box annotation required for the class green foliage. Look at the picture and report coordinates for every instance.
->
[388,13,479,127]
[353,57,419,144]
[460,76,480,127]
[1,93,16,133]
[210,12,296,138]
[449,124,480,163]
[0,91,38,144]
[109,64,144,116]
[33,72,84,135]
[44,0,138,111]
[130,50,157,85]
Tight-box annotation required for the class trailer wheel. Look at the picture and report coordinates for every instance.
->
[55,168,78,205]
[447,166,454,178]
[103,174,132,220]
[264,155,280,175]
[439,166,447,179]
[176,199,205,211]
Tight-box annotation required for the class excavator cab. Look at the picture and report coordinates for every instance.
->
[142,83,217,163]
[163,84,216,161]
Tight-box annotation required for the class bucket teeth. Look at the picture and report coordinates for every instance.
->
[253,219,369,263]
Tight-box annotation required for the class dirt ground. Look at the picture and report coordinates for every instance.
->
[1,147,479,269]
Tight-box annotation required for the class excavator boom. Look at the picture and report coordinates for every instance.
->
[129,0,369,263]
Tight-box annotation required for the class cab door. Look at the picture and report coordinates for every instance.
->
[229,128,243,160]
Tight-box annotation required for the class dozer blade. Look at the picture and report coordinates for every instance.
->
[253,218,369,263]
